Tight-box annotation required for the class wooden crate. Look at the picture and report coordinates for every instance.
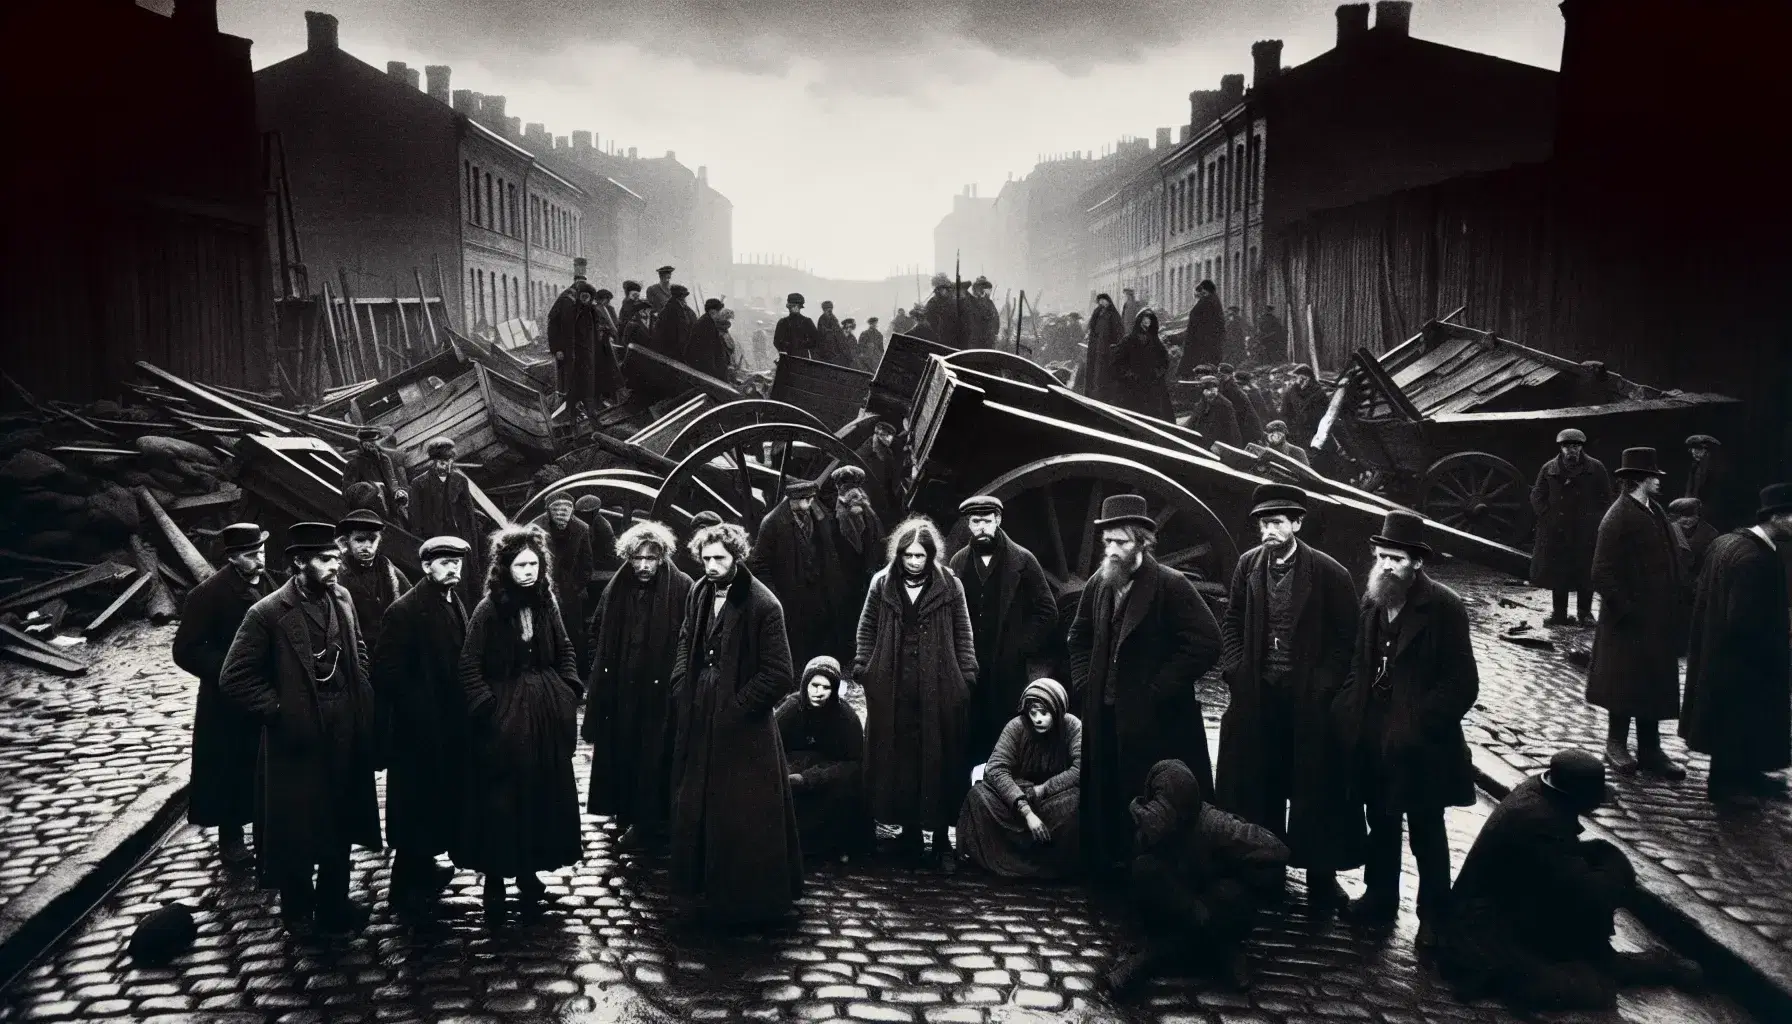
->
[770,355,871,430]
[868,332,955,422]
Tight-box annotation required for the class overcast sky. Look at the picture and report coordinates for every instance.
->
[221,0,1564,282]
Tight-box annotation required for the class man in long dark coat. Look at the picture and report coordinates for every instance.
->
[857,317,887,373]
[1278,365,1329,447]
[773,293,820,359]
[825,465,887,664]
[645,265,675,320]
[667,523,803,925]
[174,522,275,866]
[1067,494,1222,877]
[590,288,624,402]
[1334,511,1478,947]
[1178,280,1224,377]
[1587,448,1685,780]
[586,520,693,847]
[748,479,841,671]
[619,298,653,356]
[409,437,483,598]
[546,265,585,404]
[1213,485,1358,917]
[531,495,595,672]
[970,277,1001,348]
[686,298,733,381]
[854,420,905,529]
[371,535,471,919]
[1186,375,1242,448]
[947,495,1058,758]
[342,428,408,526]
[1440,750,1702,1010]
[653,284,697,362]
[220,522,382,938]
[1529,429,1612,626]
[334,508,410,655]
[924,275,963,350]
[1683,434,1728,525]
[1216,364,1263,445]
[815,300,848,364]
[574,495,620,583]
[617,279,646,330]
[1084,294,1123,399]
[1680,483,1792,804]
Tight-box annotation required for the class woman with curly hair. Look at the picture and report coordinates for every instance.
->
[456,524,584,925]
[853,515,979,871]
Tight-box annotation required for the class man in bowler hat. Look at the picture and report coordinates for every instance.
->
[173,522,276,866]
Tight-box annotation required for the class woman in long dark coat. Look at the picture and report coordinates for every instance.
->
[777,656,872,863]
[1109,309,1174,421]
[853,516,980,870]
[956,678,1082,879]
[1084,294,1123,400]
[456,525,584,925]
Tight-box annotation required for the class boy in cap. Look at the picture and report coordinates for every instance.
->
[335,508,410,652]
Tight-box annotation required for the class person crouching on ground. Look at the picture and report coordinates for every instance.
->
[777,655,872,865]
[956,678,1082,879]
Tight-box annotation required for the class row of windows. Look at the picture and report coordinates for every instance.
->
[469,267,525,327]
[462,160,579,255]
[1164,244,1260,311]
[1170,134,1261,235]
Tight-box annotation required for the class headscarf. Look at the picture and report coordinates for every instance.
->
[1011,678,1074,779]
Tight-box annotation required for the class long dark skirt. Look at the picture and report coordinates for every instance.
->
[789,750,872,858]
[456,667,582,876]
[956,779,1079,879]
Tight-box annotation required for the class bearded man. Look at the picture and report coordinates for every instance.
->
[530,495,596,670]
[826,465,887,660]
[586,520,694,849]
[334,508,410,653]
[947,495,1058,757]
[1334,511,1479,948]
[1066,494,1222,877]
[748,479,842,671]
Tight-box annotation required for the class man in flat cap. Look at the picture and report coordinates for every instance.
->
[410,435,482,580]
[1683,434,1728,526]
[1588,448,1685,781]
[1186,374,1242,449]
[335,509,410,654]
[924,273,963,349]
[221,523,381,938]
[1261,420,1309,466]
[1667,497,1720,578]
[856,316,886,374]
[1278,364,1328,447]
[1334,511,1479,947]
[646,265,675,320]
[173,522,276,866]
[948,494,1058,757]
[371,535,472,920]
[343,428,408,526]
[773,293,820,360]
[532,495,596,673]
[1529,428,1612,628]
[1214,484,1360,918]
[687,298,732,382]
[970,277,1001,349]
[749,478,843,670]
[573,494,621,588]
[854,419,905,529]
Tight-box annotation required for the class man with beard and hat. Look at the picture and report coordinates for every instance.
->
[174,522,277,866]
[530,495,596,671]
[1067,494,1222,877]
[645,265,676,319]
[667,522,803,925]
[653,284,697,362]
[1099,759,1291,999]
[1333,511,1478,947]
[1439,750,1702,1010]
[1214,484,1359,919]
[854,419,905,529]
[970,277,1001,349]
[220,523,382,938]
[857,316,886,373]
[947,495,1058,757]
[1587,447,1685,781]
[825,465,886,659]
[334,508,410,655]
[1529,429,1612,627]
[342,427,408,525]
[774,293,820,360]
[1216,364,1262,444]
[686,298,732,381]
[749,479,843,670]
[924,273,963,350]
[1186,375,1242,449]
[1084,294,1123,399]
[1683,434,1728,525]
[1179,280,1225,377]
[371,535,472,920]
[410,437,483,597]
[1278,364,1329,447]
[586,520,694,850]
[1680,483,1792,805]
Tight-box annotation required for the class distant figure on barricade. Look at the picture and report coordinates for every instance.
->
[773,292,819,359]
[1084,293,1122,400]
[777,656,871,864]
[1110,309,1174,421]
[1178,280,1224,377]
[956,678,1082,879]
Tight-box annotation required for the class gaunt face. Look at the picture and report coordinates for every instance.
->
[900,542,929,576]
[1026,703,1054,734]
[508,547,541,588]
[806,675,834,707]
[700,542,735,581]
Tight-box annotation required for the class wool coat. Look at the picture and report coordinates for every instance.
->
[370,581,469,854]
[1219,378,1263,445]
[826,508,887,666]
[410,469,481,559]
[1083,305,1123,399]
[1586,494,1683,719]
[645,281,672,316]
[337,553,409,654]
[853,438,905,529]
[969,294,1001,349]
[1066,556,1222,870]
[667,565,804,924]
[1178,294,1226,376]
[1108,319,1174,419]
[584,561,694,824]
[749,498,845,669]
[530,513,595,664]
[218,578,383,882]
[924,292,964,350]
[1187,394,1242,449]
[1680,530,1791,771]
[773,312,820,359]
[342,447,407,522]
[956,681,1083,879]
[1528,454,1613,590]
[853,563,981,828]
[1279,380,1330,445]
[1334,572,1480,813]
[687,314,733,381]
[855,327,886,373]
[776,677,872,858]
[174,567,275,826]
[1214,540,1361,869]
[947,531,1059,756]
[653,301,698,364]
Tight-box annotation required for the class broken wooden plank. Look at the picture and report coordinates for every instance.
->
[169,486,243,514]
[0,550,97,575]
[83,573,153,636]
[0,641,87,677]
[135,487,216,583]
[0,562,136,613]
[1,621,79,662]
[128,537,178,624]
[51,446,139,458]
[158,561,194,591]
[54,405,119,439]
[24,598,69,634]
[135,361,292,435]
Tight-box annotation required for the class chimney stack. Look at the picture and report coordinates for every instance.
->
[506,116,521,138]
[572,130,592,150]
[480,95,506,126]
[1155,126,1172,148]
[452,89,478,116]
[386,61,408,81]
[173,0,219,33]
[666,150,676,161]
[628,147,637,159]
[425,65,451,103]
[555,136,569,150]
[1374,0,1411,37]
[404,67,420,90]
[1179,125,1191,142]
[1336,3,1370,47]
[304,11,339,52]
[1251,40,1283,89]
[524,123,550,151]
[1219,74,1245,107]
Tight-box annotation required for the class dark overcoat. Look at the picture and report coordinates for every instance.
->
[667,565,804,923]
[1334,572,1479,812]
[1528,454,1612,590]
[342,447,407,522]
[530,513,595,663]
[410,468,482,598]
[1066,556,1222,867]
[1586,494,1683,719]
[852,563,981,826]
[748,499,844,668]
[1083,305,1123,398]
[173,567,274,826]
[1279,380,1330,444]
[219,578,383,881]
[924,292,963,349]
[1187,394,1242,448]
[1178,294,1225,376]
[687,314,732,380]
[853,438,905,529]
[1108,326,1174,419]
[370,582,468,854]
[653,302,698,363]
[773,313,820,359]
[546,288,582,399]
[1219,378,1263,445]
[584,562,694,822]
[337,553,409,654]
[776,686,872,857]
[1680,529,1791,771]
[947,531,1059,756]
[826,510,887,667]
[1214,541,1361,869]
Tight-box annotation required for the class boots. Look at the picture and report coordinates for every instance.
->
[1634,720,1685,781]
[218,824,253,867]
[482,876,507,928]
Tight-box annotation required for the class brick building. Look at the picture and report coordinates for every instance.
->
[934,186,996,282]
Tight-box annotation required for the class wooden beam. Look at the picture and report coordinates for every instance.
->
[0,641,87,677]
[134,361,292,435]
[169,486,243,514]
[135,487,215,583]
[83,573,152,636]
[128,537,178,624]
[0,562,135,613]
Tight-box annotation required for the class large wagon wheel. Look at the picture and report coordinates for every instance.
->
[943,349,1060,388]
[977,454,1237,597]
[663,399,827,463]
[1418,452,1529,545]
[651,423,865,536]
[518,468,663,532]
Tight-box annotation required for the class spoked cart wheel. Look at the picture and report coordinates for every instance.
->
[650,423,866,536]
[517,468,664,533]
[1417,452,1530,546]
[663,399,828,463]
